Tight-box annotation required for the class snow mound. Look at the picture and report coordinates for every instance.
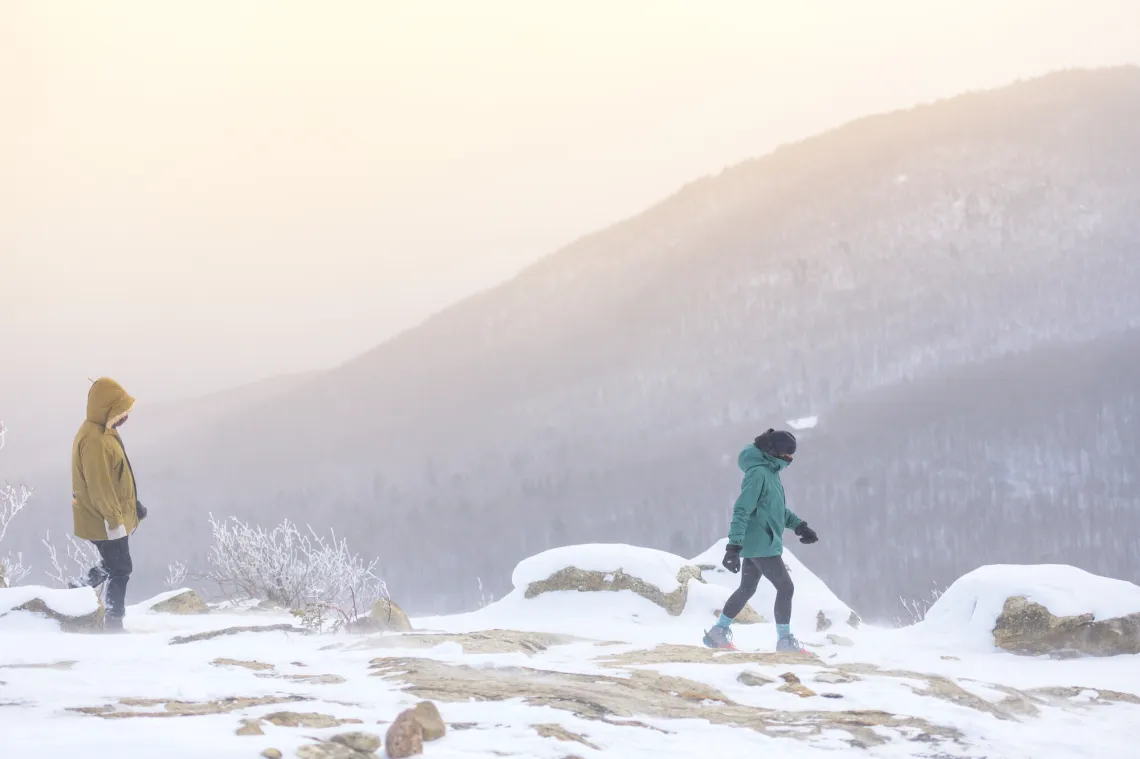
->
[0,585,102,618]
[691,539,859,633]
[511,543,692,595]
[916,564,1140,648]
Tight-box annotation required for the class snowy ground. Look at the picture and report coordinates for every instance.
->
[1,544,1138,759]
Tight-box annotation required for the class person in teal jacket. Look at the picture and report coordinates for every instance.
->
[703,428,818,652]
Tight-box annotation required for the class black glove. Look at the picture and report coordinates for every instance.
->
[795,522,818,544]
[722,544,743,573]
[136,501,148,521]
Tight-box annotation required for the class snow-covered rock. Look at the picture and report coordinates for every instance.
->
[514,543,703,616]
[690,539,860,634]
[0,585,105,632]
[512,543,696,596]
[138,588,210,615]
[916,564,1140,656]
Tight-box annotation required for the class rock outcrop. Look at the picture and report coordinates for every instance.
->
[524,564,704,616]
[993,595,1140,657]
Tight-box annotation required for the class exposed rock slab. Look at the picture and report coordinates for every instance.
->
[534,723,600,750]
[353,628,581,655]
[993,596,1140,657]
[211,658,275,672]
[261,711,363,728]
[69,695,305,718]
[595,643,822,667]
[368,656,961,749]
[169,624,299,645]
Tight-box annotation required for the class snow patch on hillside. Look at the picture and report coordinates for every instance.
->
[912,564,1140,649]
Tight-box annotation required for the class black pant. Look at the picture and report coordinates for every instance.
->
[723,555,794,625]
[91,536,132,619]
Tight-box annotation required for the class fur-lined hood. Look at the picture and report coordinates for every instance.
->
[85,377,135,430]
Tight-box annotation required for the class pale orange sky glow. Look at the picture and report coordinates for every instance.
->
[1,0,1138,469]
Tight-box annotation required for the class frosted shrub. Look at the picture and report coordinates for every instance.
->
[0,421,34,587]
[895,583,945,626]
[205,514,388,631]
[164,560,188,591]
[43,530,102,589]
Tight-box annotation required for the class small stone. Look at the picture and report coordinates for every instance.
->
[413,700,446,741]
[261,711,350,729]
[330,731,382,753]
[821,692,844,699]
[261,750,283,759]
[236,719,264,736]
[777,671,816,697]
[826,634,854,647]
[813,672,860,684]
[847,611,862,629]
[736,671,775,687]
[296,744,361,759]
[940,655,961,661]
[816,611,833,632]
[385,710,423,758]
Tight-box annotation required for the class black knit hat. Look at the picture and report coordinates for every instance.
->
[755,428,797,457]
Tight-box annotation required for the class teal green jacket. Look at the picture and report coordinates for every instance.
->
[727,444,803,558]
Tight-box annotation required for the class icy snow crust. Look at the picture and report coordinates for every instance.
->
[0,585,101,618]
[2,544,1140,759]
[914,564,1140,649]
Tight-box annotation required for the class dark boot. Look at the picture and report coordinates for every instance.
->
[102,615,126,633]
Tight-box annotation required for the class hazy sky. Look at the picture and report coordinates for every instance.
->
[2,0,1139,470]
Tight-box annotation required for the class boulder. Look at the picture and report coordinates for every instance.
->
[383,701,445,758]
[149,589,209,615]
[384,709,423,758]
[993,596,1140,657]
[365,598,413,632]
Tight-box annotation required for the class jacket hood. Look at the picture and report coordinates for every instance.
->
[86,377,135,428]
[738,443,789,473]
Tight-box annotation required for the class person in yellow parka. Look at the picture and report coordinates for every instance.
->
[71,377,147,630]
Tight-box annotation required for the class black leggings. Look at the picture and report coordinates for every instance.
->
[92,536,133,619]
[723,556,793,625]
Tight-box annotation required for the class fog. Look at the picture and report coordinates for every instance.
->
[3,0,1138,473]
